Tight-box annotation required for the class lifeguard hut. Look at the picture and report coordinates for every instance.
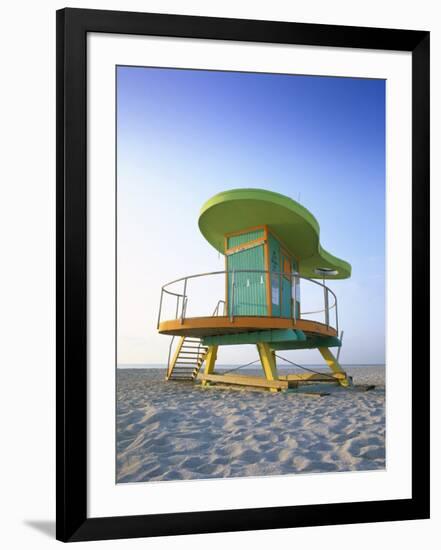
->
[157,189,351,391]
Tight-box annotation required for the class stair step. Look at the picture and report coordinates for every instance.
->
[182,342,208,348]
[175,357,204,365]
[174,369,198,373]
[171,370,197,374]
[173,367,196,372]
[165,336,208,381]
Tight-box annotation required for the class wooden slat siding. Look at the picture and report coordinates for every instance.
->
[225,237,265,255]
[224,224,265,240]
[225,226,267,319]
[227,245,267,316]
[227,231,265,250]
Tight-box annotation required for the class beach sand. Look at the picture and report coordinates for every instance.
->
[116,366,385,483]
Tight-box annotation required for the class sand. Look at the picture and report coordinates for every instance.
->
[116,366,385,483]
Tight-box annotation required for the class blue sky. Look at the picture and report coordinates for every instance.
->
[117,66,385,365]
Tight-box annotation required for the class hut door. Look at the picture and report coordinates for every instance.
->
[227,245,267,317]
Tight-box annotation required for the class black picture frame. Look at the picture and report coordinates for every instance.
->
[56,8,430,542]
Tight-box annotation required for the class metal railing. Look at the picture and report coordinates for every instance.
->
[212,300,226,316]
[157,270,338,332]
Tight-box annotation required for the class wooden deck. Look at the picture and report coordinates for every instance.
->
[197,373,297,390]
[197,372,344,391]
[158,316,337,338]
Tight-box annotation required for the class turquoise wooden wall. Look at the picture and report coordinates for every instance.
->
[227,228,264,249]
[227,244,267,316]
[225,228,301,319]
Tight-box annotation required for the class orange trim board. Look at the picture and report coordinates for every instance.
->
[225,237,266,255]
[224,224,266,239]
[158,316,337,338]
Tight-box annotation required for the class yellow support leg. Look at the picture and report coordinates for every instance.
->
[318,347,349,387]
[201,345,218,386]
[257,342,279,392]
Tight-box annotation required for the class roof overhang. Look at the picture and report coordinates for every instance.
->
[198,188,351,280]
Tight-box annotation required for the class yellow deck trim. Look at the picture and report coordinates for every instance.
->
[158,316,337,338]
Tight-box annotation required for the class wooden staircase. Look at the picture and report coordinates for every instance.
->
[166,336,208,381]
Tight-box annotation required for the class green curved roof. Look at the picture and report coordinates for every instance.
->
[198,188,351,279]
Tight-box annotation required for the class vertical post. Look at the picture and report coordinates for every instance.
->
[318,347,349,387]
[157,289,164,329]
[293,274,297,322]
[181,278,187,323]
[324,286,329,327]
[182,297,188,323]
[201,345,218,386]
[230,270,235,322]
[166,336,175,378]
[257,342,279,392]
[175,295,180,320]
